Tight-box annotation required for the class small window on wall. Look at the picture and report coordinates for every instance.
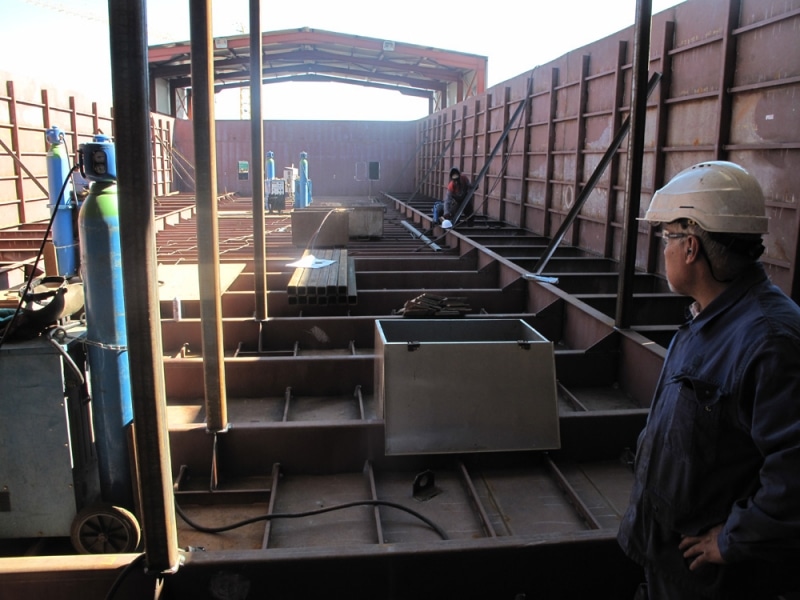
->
[238,161,249,181]
[355,161,381,181]
[368,161,380,181]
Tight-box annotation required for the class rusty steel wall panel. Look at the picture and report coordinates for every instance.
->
[418,0,800,300]
[174,119,417,198]
[735,16,799,88]
[730,88,799,146]
[2,0,793,298]
[0,80,174,228]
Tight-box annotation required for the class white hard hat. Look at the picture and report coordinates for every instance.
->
[641,161,769,234]
[441,219,453,229]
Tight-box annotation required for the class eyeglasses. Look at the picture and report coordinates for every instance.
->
[661,232,688,246]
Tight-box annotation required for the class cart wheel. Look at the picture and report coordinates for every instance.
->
[70,504,141,554]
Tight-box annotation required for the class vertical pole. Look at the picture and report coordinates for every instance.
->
[572,56,590,247]
[480,93,493,216]
[518,75,534,229]
[107,0,179,574]
[250,0,268,320]
[6,82,26,223]
[41,89,51,131]
[615,0,653,328]
[648,20,676,273]
[715,0,741,160]
[190,0,228,433]
[498,87,511,224]
[451,108,460,172]
[469,99,481,198]
[543,68,559,236]
[604,41,629,258]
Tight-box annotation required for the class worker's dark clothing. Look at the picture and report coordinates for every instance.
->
[443,174,471,217]
[433,169,471,224]
[617,262,800,599]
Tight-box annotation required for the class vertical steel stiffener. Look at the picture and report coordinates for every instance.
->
[77,134,133,508]
[45,126,78,277]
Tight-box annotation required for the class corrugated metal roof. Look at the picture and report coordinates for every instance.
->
[148,27,488,110]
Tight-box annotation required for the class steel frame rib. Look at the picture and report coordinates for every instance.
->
[260,463,281,549]
[364,461,385,544]
[544,456,602,530]
[282,387,291,422]
[457,460,497,538]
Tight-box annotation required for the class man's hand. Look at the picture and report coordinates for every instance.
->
[678,523,727,570]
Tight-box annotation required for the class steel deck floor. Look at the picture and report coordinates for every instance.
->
[0,193,668,598]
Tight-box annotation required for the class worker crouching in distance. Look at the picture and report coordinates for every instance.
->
[433,167,471,228]
[617,161,800,600]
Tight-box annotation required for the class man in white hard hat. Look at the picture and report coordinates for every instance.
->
[617,161,800,599]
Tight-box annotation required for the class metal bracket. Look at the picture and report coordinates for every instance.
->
[413,470,441,501]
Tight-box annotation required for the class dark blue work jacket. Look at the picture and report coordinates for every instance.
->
[617,262,800,598]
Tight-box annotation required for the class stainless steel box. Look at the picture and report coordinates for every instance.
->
[291,209,350,247]
[374,319,560,455]
[346,206,384,238]
[292,206,384,240]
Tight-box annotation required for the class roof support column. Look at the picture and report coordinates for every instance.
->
[616,0,653,328]
[250,0,267,320]
[190,0,228,432]
[108,0,179,575]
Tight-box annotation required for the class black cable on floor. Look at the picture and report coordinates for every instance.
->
[175,499,449,541]
[103,552,147,600]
